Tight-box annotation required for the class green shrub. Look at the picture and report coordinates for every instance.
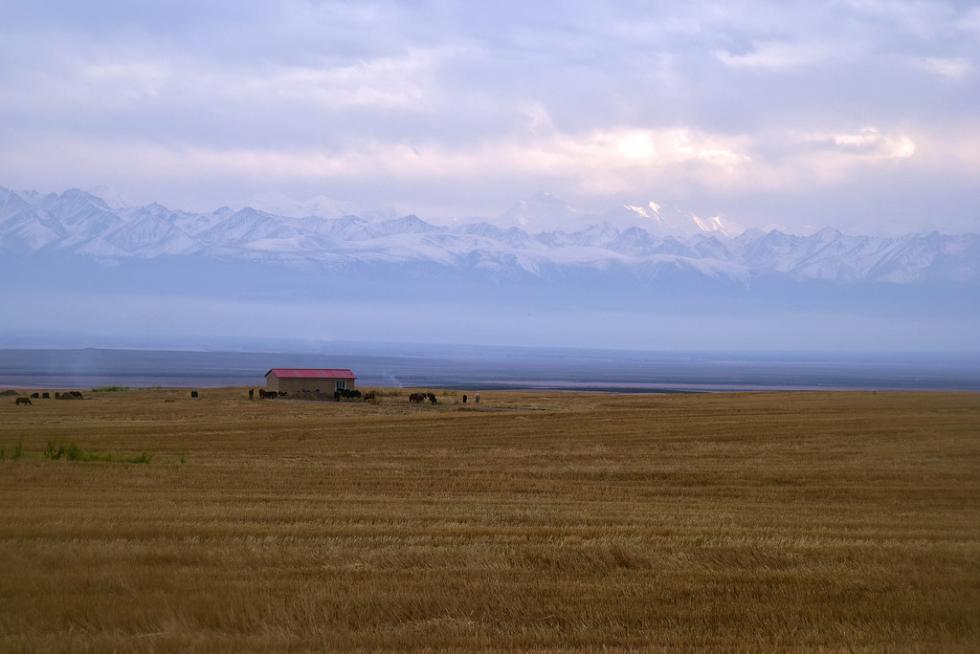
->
[126,452,153,464]
[42,440,150,464]
[44,440,65,460]
[65,443,113,463]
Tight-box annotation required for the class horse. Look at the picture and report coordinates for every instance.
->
[409,393,426,404]
[427,393,438,405]
[15,397,31,406]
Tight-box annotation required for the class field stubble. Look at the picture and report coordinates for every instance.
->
[0,389,978,652]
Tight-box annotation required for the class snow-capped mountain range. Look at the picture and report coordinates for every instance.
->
[2,187,978,285]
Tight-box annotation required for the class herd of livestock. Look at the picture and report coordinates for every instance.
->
[9,388,476,406]
[7,390,84,406]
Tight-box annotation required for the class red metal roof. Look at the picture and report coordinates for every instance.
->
[265,368,356,379]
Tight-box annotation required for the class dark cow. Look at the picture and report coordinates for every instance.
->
[409,392,426,404]
[462,394,467,404]
[190,390,199,398]
[15,397,32,406]
[30,392,39,399]
[41,392,50,399]
[427,393,438,405]
[259,389,276,399]
[363,391,377,401]
[248,388,254,400]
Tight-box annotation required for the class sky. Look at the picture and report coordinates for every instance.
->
[1,1,979,234]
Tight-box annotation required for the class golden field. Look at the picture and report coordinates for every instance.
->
[0,388,978,652]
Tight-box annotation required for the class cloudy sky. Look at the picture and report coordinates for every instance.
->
[1,0,978,233]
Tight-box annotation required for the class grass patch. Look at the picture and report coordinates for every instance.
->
[1,439,24,462]
[125,452,154,464]
[43,440,152,464]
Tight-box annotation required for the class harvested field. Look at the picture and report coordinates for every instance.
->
[0,389,978,652]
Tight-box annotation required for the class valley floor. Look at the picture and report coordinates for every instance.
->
[0,389,978,652]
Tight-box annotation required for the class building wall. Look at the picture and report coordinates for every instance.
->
[266,375,355,394]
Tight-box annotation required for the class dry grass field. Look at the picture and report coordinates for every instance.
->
[0,388,978,652]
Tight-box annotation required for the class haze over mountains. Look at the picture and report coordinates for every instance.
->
[2,185,977,352]
[2,186,978,287]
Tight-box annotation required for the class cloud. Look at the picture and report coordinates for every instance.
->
[912,56,973,79]
[962,7,980,39]
[0,126,751,194]
[806,127,916,159]
[0,0,978,232]
[715,41,835,70]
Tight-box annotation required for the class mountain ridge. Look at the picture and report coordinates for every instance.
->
[2,186,978,286]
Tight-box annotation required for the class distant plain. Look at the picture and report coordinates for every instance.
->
[2,347,979,391]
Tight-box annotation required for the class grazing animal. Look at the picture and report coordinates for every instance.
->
[30,392,39,399]
[334,388,362,400]
[363,391,376,401]
[71,391,83,398]
[409,392,426,404]
[427,393,437,405]
[462,394,467,404]
[15,397,32,406]
[55,392,61,399]
[259,389,276,399]
[41,392,50,399]
[190,390,199,398]
[248,388,254,399]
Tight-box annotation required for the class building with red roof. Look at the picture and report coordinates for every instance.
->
[264,368,356,395]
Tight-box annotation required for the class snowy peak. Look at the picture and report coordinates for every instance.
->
[600,201,743,238]
[197,207,297,245]
[498,192,585,231]
[369,214,439,237]
[691,213,741,237]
